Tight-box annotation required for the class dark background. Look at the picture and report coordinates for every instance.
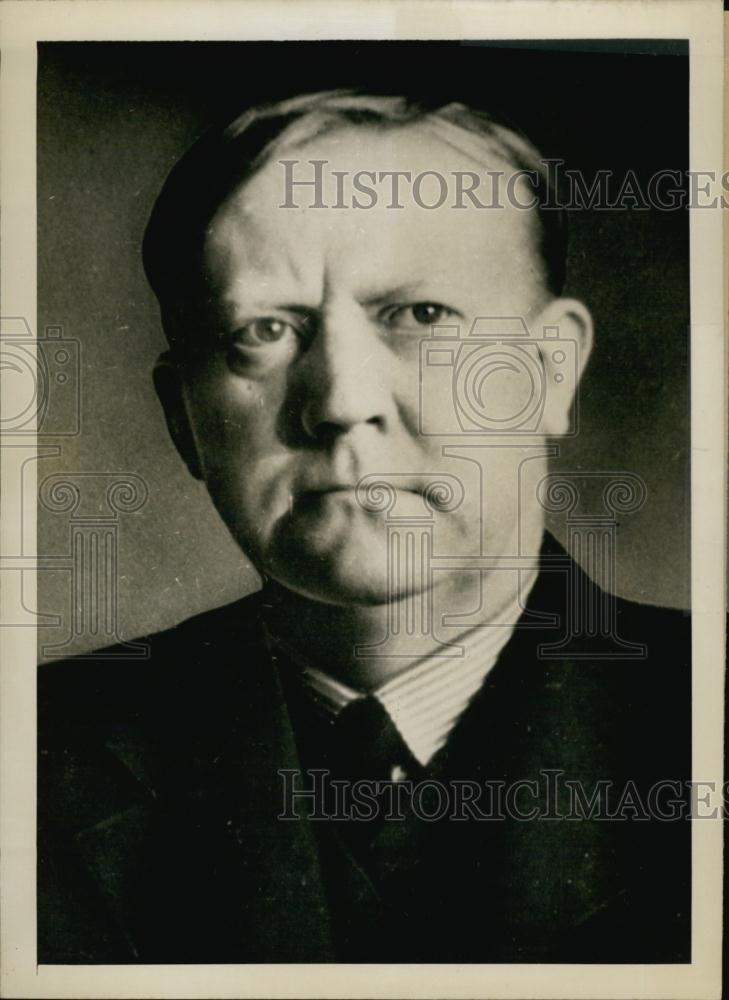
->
[37,41,690,657]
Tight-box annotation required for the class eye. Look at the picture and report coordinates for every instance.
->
[382,301,459,331]
[228,318,299,349]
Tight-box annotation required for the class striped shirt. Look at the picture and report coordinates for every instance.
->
[267,570,537,766]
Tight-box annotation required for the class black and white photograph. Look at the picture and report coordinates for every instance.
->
[0,2,724,998]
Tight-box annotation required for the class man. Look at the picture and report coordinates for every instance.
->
[38,91,690,963]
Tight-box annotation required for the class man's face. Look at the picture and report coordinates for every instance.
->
[163,124,581,606]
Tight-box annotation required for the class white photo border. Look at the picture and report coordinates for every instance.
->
[0,2,724,998]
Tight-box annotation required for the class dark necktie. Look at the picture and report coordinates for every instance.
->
[322,695,422,855]
[329,695,416,784]
[317,697,435,959]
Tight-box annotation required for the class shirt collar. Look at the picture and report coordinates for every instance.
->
[265,566,538,766]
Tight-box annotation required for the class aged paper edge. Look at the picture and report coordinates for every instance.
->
[0,2,724,998]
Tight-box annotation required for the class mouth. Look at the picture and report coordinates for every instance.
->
[290,480,421,515]
[306,484,421,494]
[291,482,430,523]
[299,483,423,502]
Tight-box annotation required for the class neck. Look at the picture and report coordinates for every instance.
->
[262,529,544,690]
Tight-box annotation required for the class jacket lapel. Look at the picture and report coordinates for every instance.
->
[433,544,640,957]
[76,599,335,962]
[185,631,335,961]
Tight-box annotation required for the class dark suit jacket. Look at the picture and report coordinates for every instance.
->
[38,536,691,963]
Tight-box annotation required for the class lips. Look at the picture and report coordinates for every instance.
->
[304,483,421,494]
[294,474,423,496]
[293,482,425,518]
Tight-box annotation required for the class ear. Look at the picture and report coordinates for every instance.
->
[534,297,593,438]
[153,351,205,481]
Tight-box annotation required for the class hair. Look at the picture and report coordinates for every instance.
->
[142,90,567,332]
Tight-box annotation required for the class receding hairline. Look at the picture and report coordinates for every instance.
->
[143,89,567,327]
[211,114,544,217]
[203,117,550,311]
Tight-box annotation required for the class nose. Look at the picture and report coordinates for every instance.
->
[298,304,391,442]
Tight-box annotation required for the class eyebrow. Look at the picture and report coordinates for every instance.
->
[357,282,437,307]
[215,281,446,321]
[211,299,315,325]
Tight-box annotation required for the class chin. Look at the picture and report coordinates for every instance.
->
[266,536,433,608]
[245,498,446,605]
[276,554,389,606]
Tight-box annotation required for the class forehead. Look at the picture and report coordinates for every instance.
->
[202,123,543,302]
[271,117,515,178]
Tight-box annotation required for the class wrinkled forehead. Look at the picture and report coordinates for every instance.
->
[220,118,532,209]
[273,114,523,174]
[203,120,542,272]
[196,118,544,320]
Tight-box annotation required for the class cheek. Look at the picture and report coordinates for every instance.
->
[183,369,296,541]
[187,370,283,466]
